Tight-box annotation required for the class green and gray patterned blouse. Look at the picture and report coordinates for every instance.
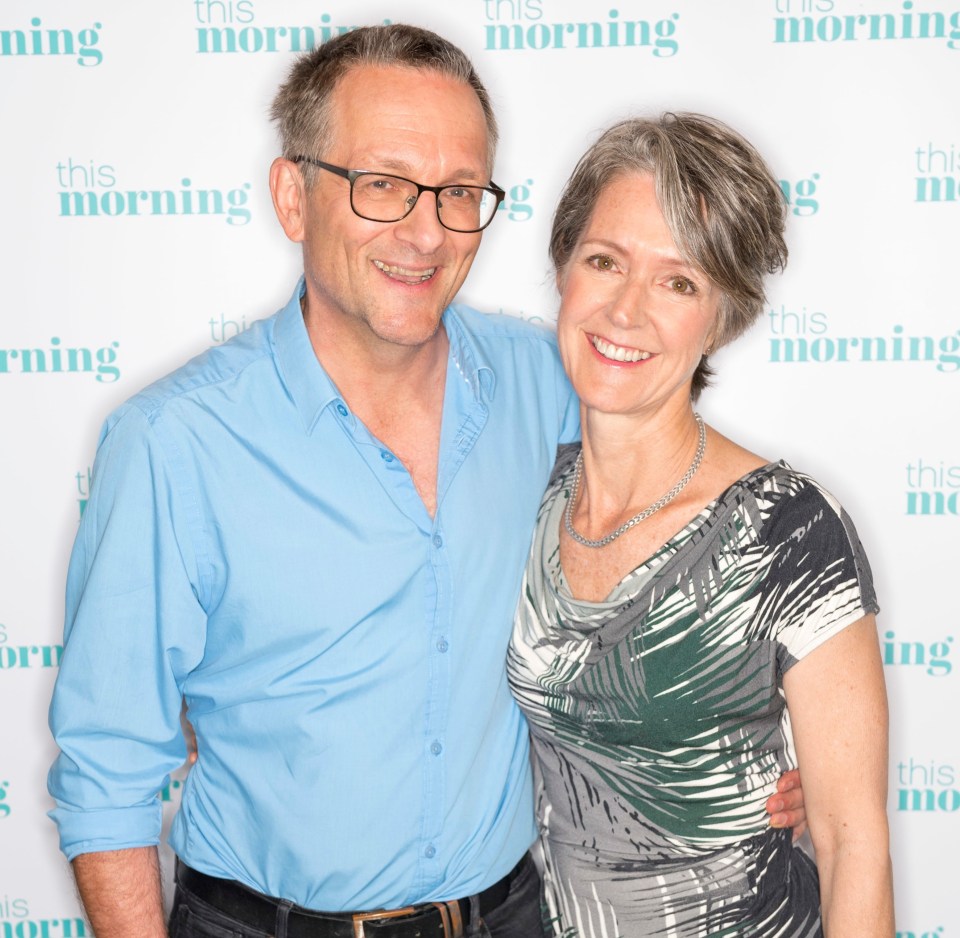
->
[508,448,878,938]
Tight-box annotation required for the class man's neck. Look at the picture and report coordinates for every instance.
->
[303,299,449,518]
[305,308,447,411]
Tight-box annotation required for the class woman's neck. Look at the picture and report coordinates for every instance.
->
[576,400,703,530]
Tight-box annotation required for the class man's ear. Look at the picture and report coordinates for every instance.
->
[270,157,308,243]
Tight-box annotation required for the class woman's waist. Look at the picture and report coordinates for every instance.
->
[543,825,796,876]
[536,748,787,834]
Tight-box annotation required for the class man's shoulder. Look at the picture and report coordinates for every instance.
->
[123,315,277,422]
[449,304,558,347]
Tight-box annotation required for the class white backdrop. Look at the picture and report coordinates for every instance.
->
[1,2,957,936]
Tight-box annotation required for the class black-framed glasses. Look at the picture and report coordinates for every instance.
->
[293,156,506,233]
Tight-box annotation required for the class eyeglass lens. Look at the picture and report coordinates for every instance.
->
[351,174,498,231]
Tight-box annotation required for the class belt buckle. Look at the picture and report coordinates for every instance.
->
[433,900,464,937]
[351,906,416,938]
[351,901,463,937]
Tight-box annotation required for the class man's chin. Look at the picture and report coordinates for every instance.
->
[365,321,444,353]
[368,307,448,349]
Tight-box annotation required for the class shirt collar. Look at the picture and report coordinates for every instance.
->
[443,305,497,403]
[273,279,497,434]
[273,278,343,434]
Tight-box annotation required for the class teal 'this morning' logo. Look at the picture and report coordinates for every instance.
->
[56,159,252,226]
[0,337,120,383]
[905,459,960,516]
[0,624,63,671]
[773,0,960,50]
[0,896,87,938]
[915,142,960,204]
[896,758,958,812]
[483,2,680,56]
[497,178,535,223]
[897,929,947,938]
[1,918,88,937]
[0,779,9,819]
[766,306,960,371]
[778,174,819,216]
[193,0,388,54]
[161,775,186,804]
[0,16,102,66]
[884,628,953,675]
[74,467,92,520]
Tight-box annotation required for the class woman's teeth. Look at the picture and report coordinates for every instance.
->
[592,336,651,363]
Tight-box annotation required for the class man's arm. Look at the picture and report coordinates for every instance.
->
[73,847,167,938]
[50,409,205,925]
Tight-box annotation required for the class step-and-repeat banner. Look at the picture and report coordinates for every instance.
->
[1,1,956,935]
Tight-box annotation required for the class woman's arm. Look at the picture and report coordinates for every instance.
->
[783,613,894,936]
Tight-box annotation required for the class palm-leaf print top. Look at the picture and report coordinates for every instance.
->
[508,448,878,938]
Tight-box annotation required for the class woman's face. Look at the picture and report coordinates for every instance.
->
[557,173,720,420]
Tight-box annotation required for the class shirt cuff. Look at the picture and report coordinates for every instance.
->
[48,801,163,861]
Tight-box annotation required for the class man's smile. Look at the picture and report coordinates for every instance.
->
[372,259,438,283]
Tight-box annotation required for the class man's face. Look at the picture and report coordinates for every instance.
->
[293,65,491,355]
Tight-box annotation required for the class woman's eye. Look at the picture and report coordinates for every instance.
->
[668,276,697,295]
[588,254,616,271]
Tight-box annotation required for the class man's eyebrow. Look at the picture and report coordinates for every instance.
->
[361,159,487,183]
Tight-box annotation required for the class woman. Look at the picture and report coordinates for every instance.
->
[507,114,893,937]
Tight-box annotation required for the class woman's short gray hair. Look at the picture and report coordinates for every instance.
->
[270,24,498,185]
[549,113,788,398]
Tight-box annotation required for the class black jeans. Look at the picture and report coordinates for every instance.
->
[168,854,545,938]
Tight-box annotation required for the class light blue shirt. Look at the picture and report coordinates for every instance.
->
[48,280,579,911]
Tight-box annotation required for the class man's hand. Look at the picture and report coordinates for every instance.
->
[765,769,807,841]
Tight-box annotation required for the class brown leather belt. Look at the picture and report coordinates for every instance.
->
[176,856,523,938]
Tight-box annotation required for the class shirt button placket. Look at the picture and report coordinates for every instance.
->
[424,524,449,882]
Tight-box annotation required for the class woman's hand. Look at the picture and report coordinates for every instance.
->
[180,699,198,766]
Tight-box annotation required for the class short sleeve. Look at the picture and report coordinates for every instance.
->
[762,479,879,673]
[47,404,208,859]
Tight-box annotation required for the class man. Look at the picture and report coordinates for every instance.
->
[48,24,803,938]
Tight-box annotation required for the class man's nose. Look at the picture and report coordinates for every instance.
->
[394,190,447,252]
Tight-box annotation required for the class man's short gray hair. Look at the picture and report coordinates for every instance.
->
[549,113,788,398]
[270,24,498,185]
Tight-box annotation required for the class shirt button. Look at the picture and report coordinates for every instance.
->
[430,740,443,756]
[432,534,443,549]
[437,638,449,653]
[424,845,436,859]
[380,450,394,462]
[336,403,348,417]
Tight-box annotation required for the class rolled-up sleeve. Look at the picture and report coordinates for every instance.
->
[48,403,207,860]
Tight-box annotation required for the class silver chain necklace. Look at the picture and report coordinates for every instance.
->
[564,413,706,549]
